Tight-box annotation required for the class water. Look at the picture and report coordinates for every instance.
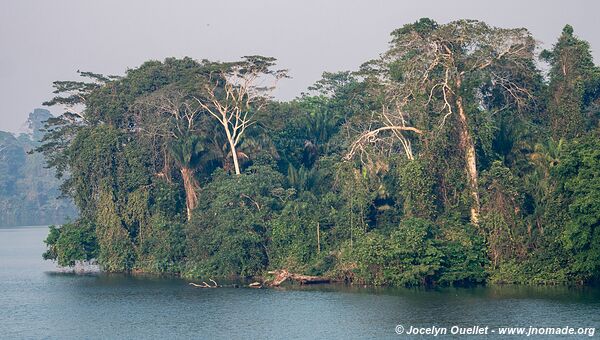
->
[1,226,599,339]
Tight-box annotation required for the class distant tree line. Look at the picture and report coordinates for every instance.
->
[41,19,600,286]
[0,109,77,227]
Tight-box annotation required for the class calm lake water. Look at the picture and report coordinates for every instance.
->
[1,226,599,339]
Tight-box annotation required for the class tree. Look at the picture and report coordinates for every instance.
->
[349,18,537,225]
[42,221,98,267]
[35,24,600,286]
[541,25,600,139]
[36,71,110,180]
[168,133,205,220]
[134,86,209,220]
[195,56,288,175]
[185,165,284,278]
[552,134,600,281]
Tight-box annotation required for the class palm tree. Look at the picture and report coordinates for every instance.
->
[302,100,340,157]
[528,138,564,197]
[529,138,564,175]
[169,133,205,221]
[526,137,565,234]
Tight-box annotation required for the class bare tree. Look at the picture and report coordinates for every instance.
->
[195,56,288,175]
[344,102,424,162]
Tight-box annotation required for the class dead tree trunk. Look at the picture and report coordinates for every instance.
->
[267,270,331,286]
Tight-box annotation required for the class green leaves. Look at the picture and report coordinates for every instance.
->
[184,165,284,278]
[43,221,98,267]
[393,158,436,219]
[168,133,206,170]
[351,217,486,286]
[543,25,600,139]
[34,23,600,287]
[95,188,135,272]
[552,135,600,280]
[390,17,438,40]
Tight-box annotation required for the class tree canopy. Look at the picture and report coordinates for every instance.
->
[40,19,600,286]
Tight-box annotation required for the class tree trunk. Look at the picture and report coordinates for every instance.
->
[316,222,321,254]
[455,92,481,226]
[230,141,241,175]
[224,128,241,175]
[180,167,199,221]
[267,270,330,286]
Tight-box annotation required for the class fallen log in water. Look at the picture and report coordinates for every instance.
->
[289,273,330,284]
[269,269,291,286]
[267,270,330,286]
[189,279,219,288]
[188,271,330,289]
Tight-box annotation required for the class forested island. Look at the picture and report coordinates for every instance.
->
[40,19,600,286]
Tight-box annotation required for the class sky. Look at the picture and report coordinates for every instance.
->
[0,0,597,132]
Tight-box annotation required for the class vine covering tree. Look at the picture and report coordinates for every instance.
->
[39,20,600,286]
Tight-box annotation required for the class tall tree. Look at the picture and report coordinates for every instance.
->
[195,56,287,175]
[348,18,537,225]
[541,25,599,139]
[169,133,205,220]
[134,86,207,220]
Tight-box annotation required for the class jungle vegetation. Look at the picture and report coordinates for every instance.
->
[40,19,600,286]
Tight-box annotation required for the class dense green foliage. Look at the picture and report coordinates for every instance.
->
[40,19,600,286]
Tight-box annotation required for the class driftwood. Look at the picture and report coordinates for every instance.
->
[189,279,219,288]
[267,270,330,286]
[188,271,330,289]
[188,279,263,289]
[248,282,263,288]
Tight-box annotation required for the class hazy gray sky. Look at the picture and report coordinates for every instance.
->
[0,0,597,132]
